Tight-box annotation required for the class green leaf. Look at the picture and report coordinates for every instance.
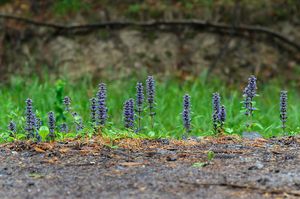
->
[207,150,215,161]
[225,128,234,134]
[192,162,208,168]
[16,133,26,140]
[253,122,264,130]
[39,126,49,141]
[148,131,155,137]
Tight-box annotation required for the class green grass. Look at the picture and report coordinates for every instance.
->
[0,72,299,143]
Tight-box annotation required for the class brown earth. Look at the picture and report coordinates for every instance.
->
[0,136,300,199]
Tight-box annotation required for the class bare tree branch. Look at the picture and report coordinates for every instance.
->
[0,13,299,52]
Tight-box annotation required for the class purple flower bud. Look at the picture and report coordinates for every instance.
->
[182,94,191,133]
[280,91,288,131]
[123,98,135,129]
[97,83,108,126]
[63,96,71,112]
[60,123,69,133]
[48,111,56,140]
[8,121,16,135]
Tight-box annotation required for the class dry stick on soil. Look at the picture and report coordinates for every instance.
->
[179,180,300,197]
[0,14,299,52]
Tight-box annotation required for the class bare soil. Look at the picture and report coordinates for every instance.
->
[0,136,300,199]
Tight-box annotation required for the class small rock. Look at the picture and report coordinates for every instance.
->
[166,156,177,161]
[27,182,35,187]
[248,161,264,170]
[242,132,262,140]
[157,138,170,145]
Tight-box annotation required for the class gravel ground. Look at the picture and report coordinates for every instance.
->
[0,136,300,199]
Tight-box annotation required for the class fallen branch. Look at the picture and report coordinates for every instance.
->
[0,13,299,52]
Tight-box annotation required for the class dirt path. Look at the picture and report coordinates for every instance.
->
[0,136,300,199]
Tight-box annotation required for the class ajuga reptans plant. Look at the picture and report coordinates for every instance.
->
[60,123,69,133]
[97,83,108,126]
[280,91,288,134]
[25,98,35,138]
[8,121,16,136]
[136,82,144,132]
[182,94,191,134]
[243,75,257,128]
[48,111,56,140]
[146,76,155,129]
[124,98,135,129]
[212,93,226,133]
[63,96,71,112]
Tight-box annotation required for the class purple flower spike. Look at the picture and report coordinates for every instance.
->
[124,98,135,129]
[212,92,221,115]
[63,96,71,112]
[219,105,226,127]
[212,93,221,132]
[243,75,257,116]
[97,83,108,126]
[212,93,226,133]
[182,94,191,134]
[280,91,288,133]
[48,111,56,140]
[146,76,155,115]
[25,98,35,139]
[136,82,144,132]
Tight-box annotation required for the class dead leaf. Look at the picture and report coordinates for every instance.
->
[34,147,46,153]
[59,148,70,153]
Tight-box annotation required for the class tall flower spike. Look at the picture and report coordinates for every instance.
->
[182,94,191,134]
[243,75,257,116]
[97,83,108,126]
[280,91,288,134]
[136,82,144,132]
[63,96,71,112]
[212,93,221,132]
[48,111,56,140]
[212,92,221,115]
[123,98,135,129]
[90,97,97,125]
[25,98,35,138]
[219,105,226,127]
[8,121,16,135]
[146,76,156,123]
